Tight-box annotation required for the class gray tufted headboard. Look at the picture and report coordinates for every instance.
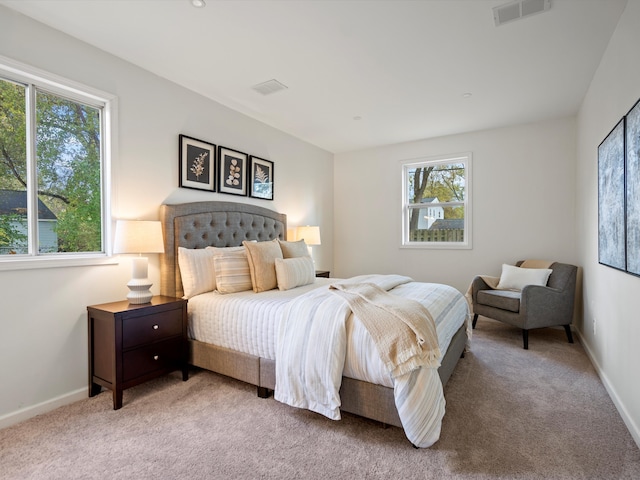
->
[159,201,287,298]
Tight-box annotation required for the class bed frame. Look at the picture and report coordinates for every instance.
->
[159,201,467,428]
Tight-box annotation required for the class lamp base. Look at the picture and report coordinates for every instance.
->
[126,278,153,304]
[126,289,153,304]
[126,257,153,304]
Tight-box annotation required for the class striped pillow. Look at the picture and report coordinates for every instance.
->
[275,256,315,291]
[177,247,216,299]
[213,250,253,294]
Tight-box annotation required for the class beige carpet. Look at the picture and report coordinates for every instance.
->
[2,318,639,479]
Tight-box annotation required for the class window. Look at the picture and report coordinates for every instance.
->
[401,153,471,249]
[0,56,114,266]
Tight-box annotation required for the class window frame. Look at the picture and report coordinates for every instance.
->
[400,152,472,250]
[0,55,117,270]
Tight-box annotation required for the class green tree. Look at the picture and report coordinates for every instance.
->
[409,163,465,231]
[0,79,102,253]
[0,212,27,253]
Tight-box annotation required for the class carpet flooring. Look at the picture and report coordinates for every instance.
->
[1,318,639,479]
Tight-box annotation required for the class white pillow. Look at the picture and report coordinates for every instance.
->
[496,264,552,291]
[206,245,247,255]
[213,250,253,294]
[177,247,216,299]
[275,256,315,291]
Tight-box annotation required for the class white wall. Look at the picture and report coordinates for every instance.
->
[0,7,333,426]
[334,116,577,294]
[576,0,640,447]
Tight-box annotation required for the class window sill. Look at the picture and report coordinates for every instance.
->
[0,254,119,272]
[400,242,472,250]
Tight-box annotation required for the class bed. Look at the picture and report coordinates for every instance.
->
[159,201,470,447]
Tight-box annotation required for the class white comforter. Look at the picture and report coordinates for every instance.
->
[187,275,469,447]
[274,274,467,448]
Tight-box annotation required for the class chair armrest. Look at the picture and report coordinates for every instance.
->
[520,284,574,328]
[471,276,493,303]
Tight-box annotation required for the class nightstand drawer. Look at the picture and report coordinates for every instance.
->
[122,308,183,349]
[123,338,183,382]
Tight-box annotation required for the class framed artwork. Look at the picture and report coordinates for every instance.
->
[218,146,248,196]
[249,156,274,200]
[598,119,626,271]
[626,99,640,275]
[179,135,216,191]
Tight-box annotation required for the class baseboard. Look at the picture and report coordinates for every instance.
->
[0,387,87,430]
[576,330,640,450]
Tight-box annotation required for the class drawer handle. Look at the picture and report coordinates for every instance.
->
[152,325,159,330]
[153,355,159,361]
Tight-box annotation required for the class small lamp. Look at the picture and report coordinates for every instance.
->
[295,225,321,264]
[114,220,165,304]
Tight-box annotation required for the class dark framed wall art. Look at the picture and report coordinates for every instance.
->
[598,120,626,271]
[626,99,640,275]
[598,96,640,277]
[218,146,248,196]
[249,156,274,200]
[179,135,216,191]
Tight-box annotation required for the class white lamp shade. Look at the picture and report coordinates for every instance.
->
[114,220,164,254]
[295,225,321,246]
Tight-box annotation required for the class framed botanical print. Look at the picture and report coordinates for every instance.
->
[249,156,274,200]
[179,135,216,191]
[218,146,248,196]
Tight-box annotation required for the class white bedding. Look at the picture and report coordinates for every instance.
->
[187,276,469,389]
[274,274,469,448]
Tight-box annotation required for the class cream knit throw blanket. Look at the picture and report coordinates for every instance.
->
[329,282,441,378]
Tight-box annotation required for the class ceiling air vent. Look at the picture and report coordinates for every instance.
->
[493,0,551,26]
[251,79,288,96]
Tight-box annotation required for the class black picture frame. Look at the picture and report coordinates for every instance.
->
[598,119,626,271]
[249,156,274,200]
[179,134,216,191]
[626,99,640,276]
[218,146,248,196]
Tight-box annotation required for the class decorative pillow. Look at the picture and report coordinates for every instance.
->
[206,245,247,255]
[243,239,283,293]
[275,256,315,291]
[278,239,310,258]
[213,250,253,294]
[177,247,216,299]
[496,264,553,291]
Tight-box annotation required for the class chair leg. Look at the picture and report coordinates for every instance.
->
[522,330,529,350]
[472,314,478,329]
[564,325,574,344]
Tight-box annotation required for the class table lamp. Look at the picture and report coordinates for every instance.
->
[295,225,321,264]
[113,220,165,304]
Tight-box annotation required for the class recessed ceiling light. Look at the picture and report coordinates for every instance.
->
[462,92,473,98]
[353,116,362,121]
[191,0,206,8]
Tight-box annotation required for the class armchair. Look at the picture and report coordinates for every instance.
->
[471,261,577,349]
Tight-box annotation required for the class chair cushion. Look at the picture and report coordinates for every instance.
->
[477,289,521,313]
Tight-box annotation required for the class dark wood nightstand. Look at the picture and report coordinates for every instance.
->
[87,296,188,410]
[315,270,330,278]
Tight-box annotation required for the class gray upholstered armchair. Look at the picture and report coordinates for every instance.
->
[471,261,577,349]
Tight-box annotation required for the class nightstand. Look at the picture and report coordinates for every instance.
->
[87,296,188,410]
[315,270,330,278]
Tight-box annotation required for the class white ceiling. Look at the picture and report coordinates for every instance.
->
[0,0,627,153]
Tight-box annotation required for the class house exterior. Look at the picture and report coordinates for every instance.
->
[416,197,444,230]
[0,189,58,254]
